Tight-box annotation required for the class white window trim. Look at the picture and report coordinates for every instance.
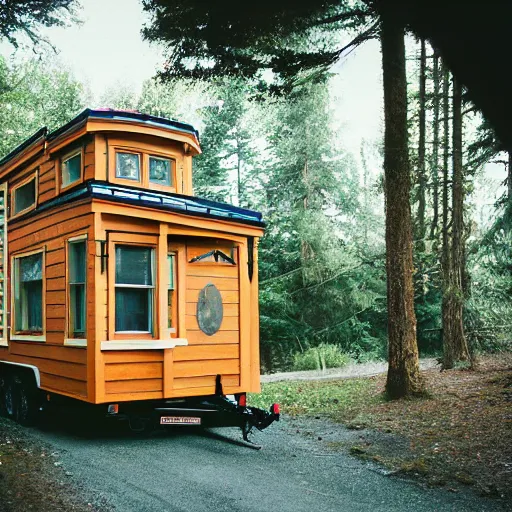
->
[10,334,45,342]
[64,338,87,347]
[101,338,188,351]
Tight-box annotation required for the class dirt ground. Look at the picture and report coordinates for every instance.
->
[332,354,512,500]
[0,418,103,511]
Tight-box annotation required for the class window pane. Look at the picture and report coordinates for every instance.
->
[149,157,172,186]
[62,153,81,187]
[115,288,151,331]
[69,241,86,283]
[116,152,140,181]
[70,284,85,336]
[20,253,42,282]
[168,254,175,290]
[115,246,152,285]
[15,254,43,332]
[14,179,35,214]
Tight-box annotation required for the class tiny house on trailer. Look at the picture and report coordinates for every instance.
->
[0,109,278,438]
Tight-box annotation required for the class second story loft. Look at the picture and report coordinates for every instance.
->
[0,108,262,226]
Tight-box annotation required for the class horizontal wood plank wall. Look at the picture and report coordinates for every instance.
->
[171,243,241,396]
[38,159,56,204]
[103,350,164,397]
[4,202,94,399]
[84,139,95,182]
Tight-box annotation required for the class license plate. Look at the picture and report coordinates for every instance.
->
[160,416,201,425]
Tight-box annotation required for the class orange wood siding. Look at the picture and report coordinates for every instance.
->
[2,201,94,399]
[103,351,164,398]
[173,242,241,395]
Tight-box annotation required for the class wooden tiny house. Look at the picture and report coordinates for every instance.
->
[0,109,268,428]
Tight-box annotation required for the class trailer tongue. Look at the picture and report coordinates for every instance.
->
[107,377,279,447]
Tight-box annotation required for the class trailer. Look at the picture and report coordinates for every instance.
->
[0,108,278,442]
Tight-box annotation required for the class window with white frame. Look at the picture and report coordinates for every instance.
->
[13,252,43,334]
[61,150,82,188]
[115,245,154,332]
[68,239,86,338]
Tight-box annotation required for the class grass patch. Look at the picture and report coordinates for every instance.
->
[249,377,383,421]
[291,344,352,371]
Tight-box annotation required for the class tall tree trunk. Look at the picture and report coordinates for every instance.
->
[430,51,440,240]
[380,7,423,398]
[443,76,470,368]
[441,65,452,364]
[416,38,427,252]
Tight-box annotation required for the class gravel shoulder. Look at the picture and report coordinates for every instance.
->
[261,358,438,383]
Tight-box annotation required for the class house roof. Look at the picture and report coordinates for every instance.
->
[0,108,200,169]
[26,180,265,228]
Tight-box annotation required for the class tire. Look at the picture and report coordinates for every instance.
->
[14,374,40,427]
[0,373,16,418]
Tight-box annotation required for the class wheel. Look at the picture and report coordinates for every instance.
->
[13,374,40,426]
[0,373,15,418]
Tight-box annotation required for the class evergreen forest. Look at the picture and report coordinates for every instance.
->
[0,39,510,378]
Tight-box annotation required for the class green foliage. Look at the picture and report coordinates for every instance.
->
[292,344,352,371]
[248,378,382,421]
[0,1,77,47]
[0,57,84,159]
[142,1,372,84]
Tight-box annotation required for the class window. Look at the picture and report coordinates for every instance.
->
[115,246,154,332]
[68,239,86,338]
[116,152,140,181]
[13,176,36,216]
[13,252,43,334]
[168,253,176,331]
[61,150,82,188]
[149,156,173,187]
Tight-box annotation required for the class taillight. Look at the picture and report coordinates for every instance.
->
[271,403,280,415]
[238,394,247,407]
[107,404,119,415]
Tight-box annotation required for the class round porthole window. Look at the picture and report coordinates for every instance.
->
[197,283,223,335]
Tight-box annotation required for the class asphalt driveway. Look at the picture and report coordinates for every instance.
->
[25,414,507,512]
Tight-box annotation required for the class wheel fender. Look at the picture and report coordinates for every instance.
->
[0,361,41,388]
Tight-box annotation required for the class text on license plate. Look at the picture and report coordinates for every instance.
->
[160,416,201,425]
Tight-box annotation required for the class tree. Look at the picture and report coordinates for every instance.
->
[380,6,422,397]
[0,57,84,158]
[142,0,425,396]
[0,0,77,46]
[442,75,470,368]
[256,80,381,371]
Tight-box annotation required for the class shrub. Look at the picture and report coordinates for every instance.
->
[292,344,352,371]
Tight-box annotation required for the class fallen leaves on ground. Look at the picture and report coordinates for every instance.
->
[253,354,512,499]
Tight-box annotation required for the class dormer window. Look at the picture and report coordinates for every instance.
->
[61,149,82,188]
[149,156,173,187]
[116,152,140,181]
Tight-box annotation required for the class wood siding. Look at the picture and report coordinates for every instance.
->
[174,243,241,394]
[2,201,94,399]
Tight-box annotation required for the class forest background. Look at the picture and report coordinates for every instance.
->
[0,3,510,374]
